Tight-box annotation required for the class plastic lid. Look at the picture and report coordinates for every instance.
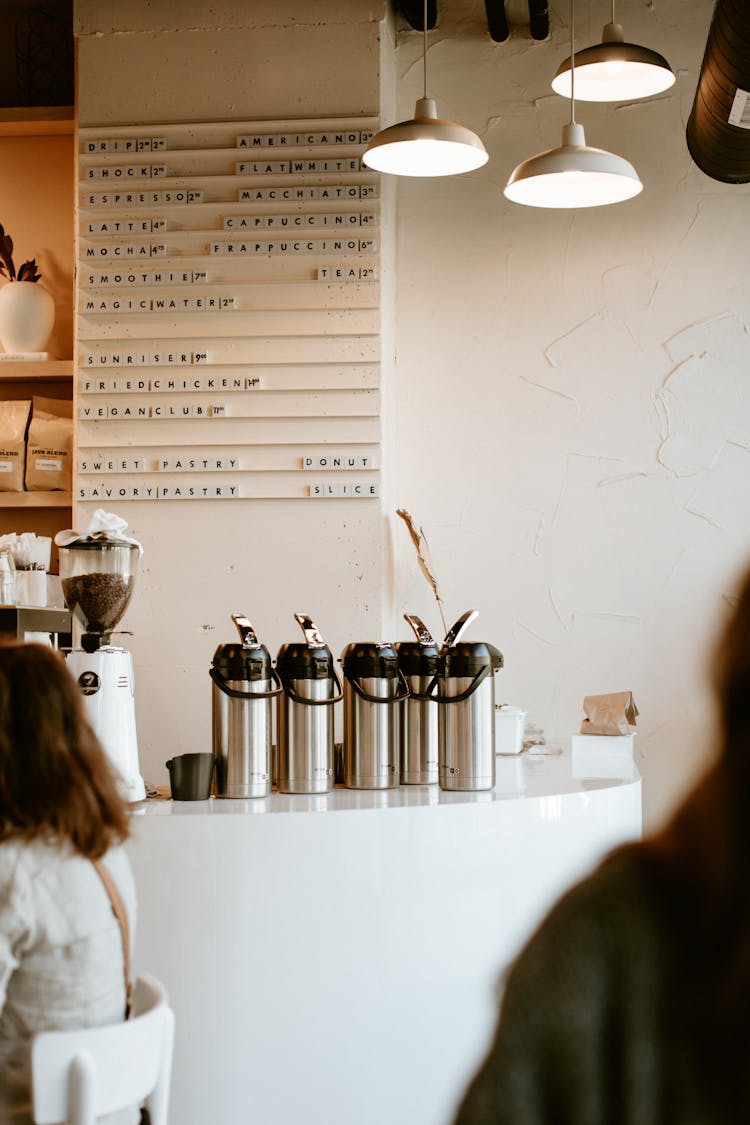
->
[395,640,439,675]
[276,642,335,680]
[212,643,272,681]
[341,642,400,678]
[438,642,504,677]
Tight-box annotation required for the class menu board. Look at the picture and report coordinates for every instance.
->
[77,116,381,501]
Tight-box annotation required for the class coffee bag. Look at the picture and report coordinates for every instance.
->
[25,396,73,492]
[0,399,31,491]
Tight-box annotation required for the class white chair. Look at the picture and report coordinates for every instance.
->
[31,974,174,1125]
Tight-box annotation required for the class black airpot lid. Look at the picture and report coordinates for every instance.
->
[438,642,503,677]
[276,642,335,679]
[396,640,439,676]
[341,642,400,678]
[212,643,272,681]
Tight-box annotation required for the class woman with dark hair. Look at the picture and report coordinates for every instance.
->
[0,642,136,1125]
[454,566,750,1125]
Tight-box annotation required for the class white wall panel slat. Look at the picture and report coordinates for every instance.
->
[77,476,380,501]
[78,307,381,338]
[79,364,379,393]
[78,390,380,420]
[78,281,379,310]
[77,415,380,446]
[79,336,380,365]
[77,445,379,473]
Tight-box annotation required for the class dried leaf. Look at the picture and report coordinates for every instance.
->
[0,224,16,281]
[396,508,447,634]
[17,259,40,283]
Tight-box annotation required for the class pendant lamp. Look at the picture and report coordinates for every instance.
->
[551,2,675,102]
[504,0,643,208]
[362,0,488,177]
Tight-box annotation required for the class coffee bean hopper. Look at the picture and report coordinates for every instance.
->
[57,532,145,802]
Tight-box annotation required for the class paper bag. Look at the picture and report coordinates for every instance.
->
[579,691,638,736]
[0,399,31,491]
[25,396,73,492]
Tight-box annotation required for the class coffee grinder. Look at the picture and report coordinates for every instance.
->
[57,531,145,802]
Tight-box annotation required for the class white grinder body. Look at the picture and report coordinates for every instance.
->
[66,646,145,802]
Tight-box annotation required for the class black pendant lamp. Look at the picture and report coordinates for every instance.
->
[551,0,675,102]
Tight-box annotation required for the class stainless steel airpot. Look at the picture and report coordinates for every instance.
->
[435,611,503,792]
[396,615,439,785]
[276,614,342,794]
[341,639,409,789]
[210,615,281,799]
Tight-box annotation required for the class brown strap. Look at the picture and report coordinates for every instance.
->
[92,858,133,1019]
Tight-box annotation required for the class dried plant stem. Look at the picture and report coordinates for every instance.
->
[396,508,447,635]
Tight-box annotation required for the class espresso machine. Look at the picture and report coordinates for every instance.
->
[56,530,145,802]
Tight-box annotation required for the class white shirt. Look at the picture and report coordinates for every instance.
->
[0,837,138,1125]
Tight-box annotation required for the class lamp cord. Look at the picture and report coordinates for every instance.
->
[570,0,576,124]
[423,0,428,99]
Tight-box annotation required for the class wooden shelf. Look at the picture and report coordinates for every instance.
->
[0,107,74,137]
[0,360,73,382]
[0,492,72,509]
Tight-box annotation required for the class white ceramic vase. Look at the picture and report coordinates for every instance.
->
[0,281,55,353]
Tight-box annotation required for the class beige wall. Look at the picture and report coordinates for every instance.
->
[389,0,750,827]
[75,0,750,826]
[0,133,73,359]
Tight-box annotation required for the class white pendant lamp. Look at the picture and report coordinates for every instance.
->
[551,2,675,102]
[362,0,488,177]
[504,0,643,208]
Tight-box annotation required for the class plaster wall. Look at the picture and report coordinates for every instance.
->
[389,0,750,827]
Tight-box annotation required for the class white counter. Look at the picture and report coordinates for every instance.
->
[127,749,641,1125]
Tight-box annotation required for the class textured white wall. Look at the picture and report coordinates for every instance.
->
[389,0,750,827]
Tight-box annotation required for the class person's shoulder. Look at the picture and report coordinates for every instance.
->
[101,844,135,887]
[101,842,132,871]
[544,845,661,935]
[0,837,26,882]
[566,845,656,914]
[0,838,43,913]
[1,836,73,887]
[515,845,662,972]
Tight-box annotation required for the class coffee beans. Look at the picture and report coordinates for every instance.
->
[62,572,135,633]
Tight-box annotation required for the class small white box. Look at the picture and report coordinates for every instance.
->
[495,705,527,755]
[571,733,635,755]
[572,749,638,781]
[571,732,637,781]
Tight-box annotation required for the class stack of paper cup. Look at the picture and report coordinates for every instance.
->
[15,570,47,606]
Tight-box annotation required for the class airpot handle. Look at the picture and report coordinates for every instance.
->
[404,614,435,645]
[294,612,327,648]
[232,614,261,650]
[442,609,478,650]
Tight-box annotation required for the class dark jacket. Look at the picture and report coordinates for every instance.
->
[454,849,719,1125]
